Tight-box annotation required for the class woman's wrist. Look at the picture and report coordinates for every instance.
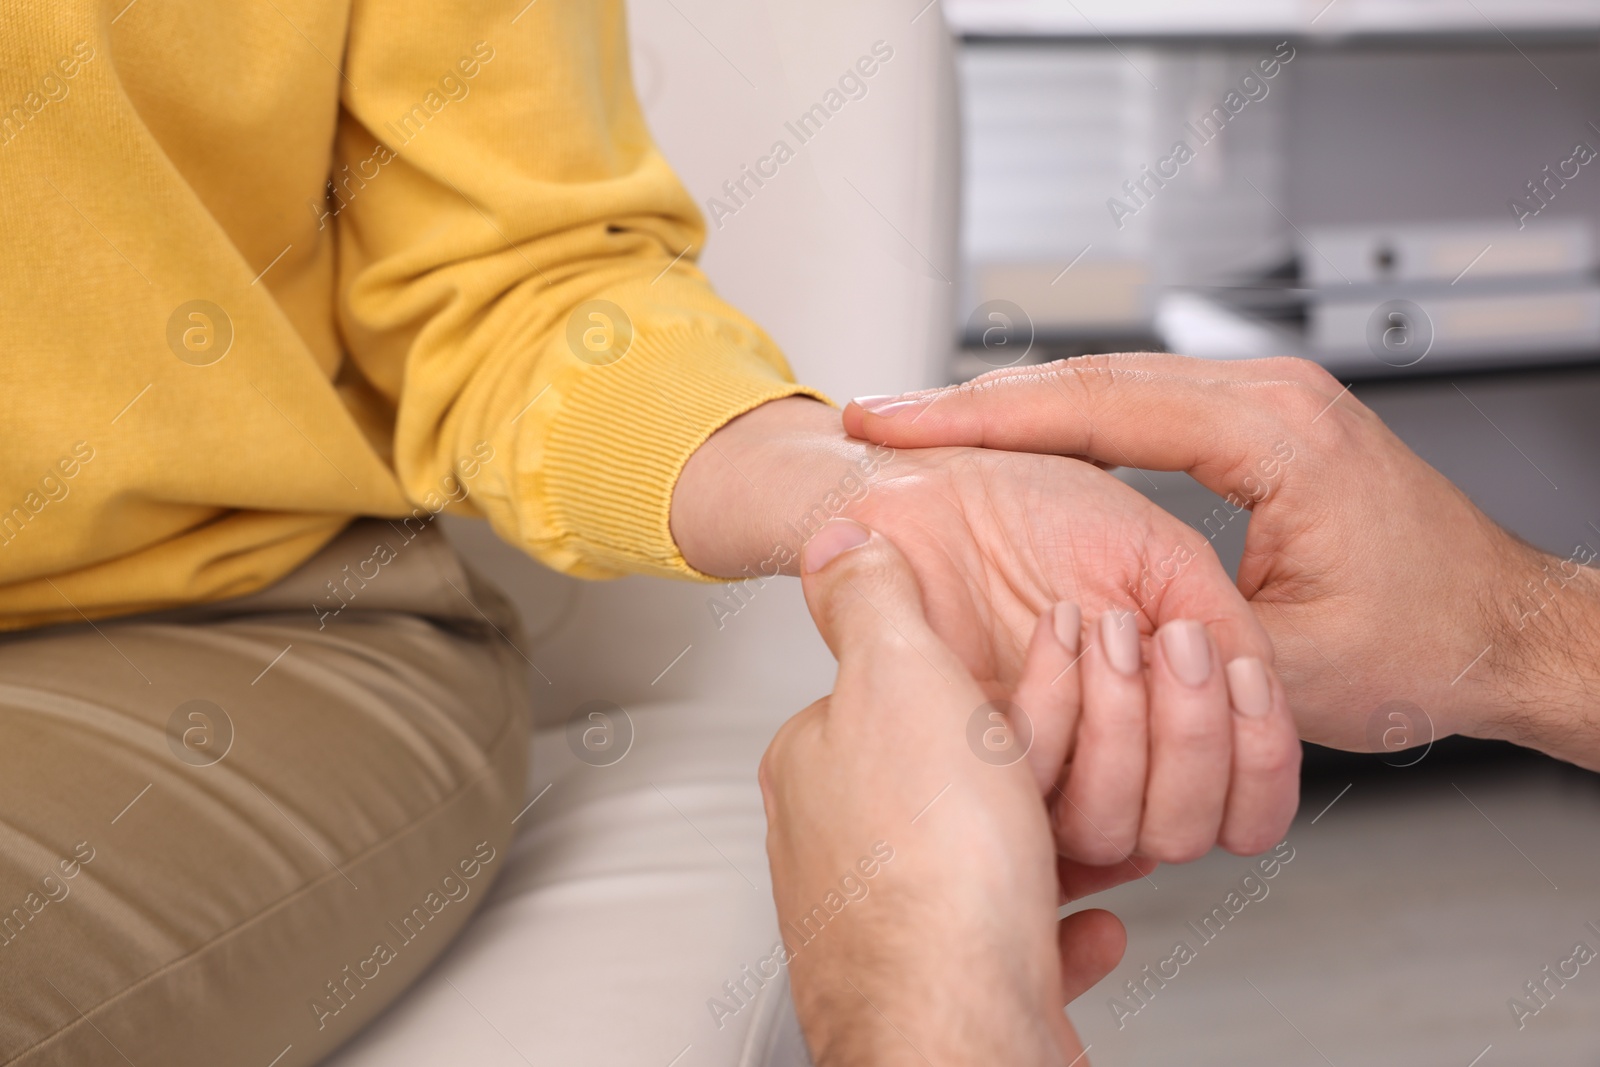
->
[669,396,892,578]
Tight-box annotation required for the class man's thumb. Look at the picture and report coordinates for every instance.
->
[800,519,934,664]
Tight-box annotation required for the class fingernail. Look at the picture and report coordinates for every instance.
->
[850,395,900,411]
[1052,602,1081,654]
[1100,611,1141,676]
[1225,657,1272,718]
[801,519,871,574]
[1159,620,1213,687]
[862,398,920,418]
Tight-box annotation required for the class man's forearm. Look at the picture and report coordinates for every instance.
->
[670,397,893,578]
[792,942,1074,1067]
[1482,556,1600,771]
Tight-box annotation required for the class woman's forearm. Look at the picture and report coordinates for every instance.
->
[669,397,889,579]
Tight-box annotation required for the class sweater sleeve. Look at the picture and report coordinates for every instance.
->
[332,0,826,579]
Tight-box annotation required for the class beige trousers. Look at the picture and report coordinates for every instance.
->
[0,520,531,1066]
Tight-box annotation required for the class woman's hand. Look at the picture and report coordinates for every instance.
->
[840,354,1600,769]
[762,519,1137,1066]
[674,397,1300,860]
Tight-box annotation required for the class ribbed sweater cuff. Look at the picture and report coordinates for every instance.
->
[540,324,830,580]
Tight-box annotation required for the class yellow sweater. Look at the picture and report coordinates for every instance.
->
[0,0,821,631]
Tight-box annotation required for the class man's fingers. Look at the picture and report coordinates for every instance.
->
[1058,908,1128,1004]
[843,354,1334,504]
[758,695,831,866]
[799,519,942,671]
[759,697,829,804]
[1057,855,1159,903]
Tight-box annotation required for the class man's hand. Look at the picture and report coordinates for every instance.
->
[761,519,1138,1066]
[673,397,1300,861]
[840,354,1600,770]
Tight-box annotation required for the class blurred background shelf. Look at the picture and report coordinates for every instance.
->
[953,30,1600,380]
[947,0,1600,41]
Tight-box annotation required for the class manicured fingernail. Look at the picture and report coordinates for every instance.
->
[1225,657,1272,718]
[862,398,920,418]
[850,395,900,411]
[801,519,871,574]
[1100,611,1141,676]
[1052,602,1081,654]
[1160,620,1212,687]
